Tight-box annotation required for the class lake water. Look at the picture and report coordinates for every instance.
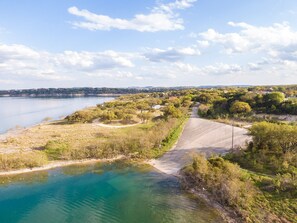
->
[0,97,223,222]
[0,97,113,134]
[0,162,223,223]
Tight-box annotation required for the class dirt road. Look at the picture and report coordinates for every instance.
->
[149,106,251,175]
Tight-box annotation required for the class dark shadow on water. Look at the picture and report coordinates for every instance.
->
[0,171,49,186]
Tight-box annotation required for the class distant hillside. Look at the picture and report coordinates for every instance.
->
[1,85,296,97]
[0,87,183,97]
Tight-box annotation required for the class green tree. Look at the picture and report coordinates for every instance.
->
[163,104,182,118]
[263,92,285,106]
[136,101,150,113]
[250,122,297,155]
[230,101,252,115]
[101,111,116,121]
[137,112,153,123]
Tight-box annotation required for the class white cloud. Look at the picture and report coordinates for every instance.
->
[138,61,242,80]
[198,21,297,83]
[0,44,40,60]
[200,28,251,54]
[143,47,199,62]
[174,62,199,73]
[200,22,297,55]
[196,40,210,48]
[200,63,242,75]
[68,0,196,32]
[246,58,297,78]
[0,43,135,81]
[55,50,134,70]
[247,62,261,71]
[87,70,138,79]
[1,25,296,88]
[154,0,197,13]
[0,44,60,80]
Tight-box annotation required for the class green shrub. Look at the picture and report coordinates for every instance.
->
[230,101,252,115]
[163,104,182,118]
[183,155,257,219]
[44,140,70,160]
[228,122,297,174]
[183,154,297,222]
[197,104,211,117]
[66,109,100,123]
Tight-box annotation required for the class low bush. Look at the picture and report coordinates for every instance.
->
[227,122,297,174]
[0,92,192,170]
[44,140,71,160]
[183,154,297,222]
[65,109,100,123]
[183,155,256,212]
[0,151,48,171]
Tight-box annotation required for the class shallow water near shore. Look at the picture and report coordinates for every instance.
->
[0,96,113,134]
[0,162,223,223]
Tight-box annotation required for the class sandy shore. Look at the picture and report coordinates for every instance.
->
[0,118,62,143]
[0,155,124,176]
[0,128,24,142]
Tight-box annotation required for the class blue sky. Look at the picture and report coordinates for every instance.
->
[0,0,297,89]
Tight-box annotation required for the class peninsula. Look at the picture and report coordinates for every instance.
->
[0,86,296,223]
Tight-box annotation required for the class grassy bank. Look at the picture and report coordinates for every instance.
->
[150,115,188,158]
[0,91,193,172]
[0,151,48,171]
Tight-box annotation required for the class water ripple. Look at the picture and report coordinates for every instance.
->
[0,164,223,223]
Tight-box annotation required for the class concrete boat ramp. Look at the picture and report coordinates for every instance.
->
[149,106,251,175]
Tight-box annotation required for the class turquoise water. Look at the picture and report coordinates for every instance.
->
[0,163,223,223]
[0,97,113,133]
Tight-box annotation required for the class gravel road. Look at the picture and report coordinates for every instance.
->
[149,106,251,175]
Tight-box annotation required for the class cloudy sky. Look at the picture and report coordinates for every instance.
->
[0,0,297,89]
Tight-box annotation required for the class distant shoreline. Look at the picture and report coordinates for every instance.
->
[0,94,121,98]
[0,86,187,98]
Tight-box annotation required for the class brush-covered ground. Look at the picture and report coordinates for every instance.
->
[182,122,297,223]
[0,91,193,171]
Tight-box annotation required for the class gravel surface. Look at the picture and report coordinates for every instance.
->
[149,106,251,175]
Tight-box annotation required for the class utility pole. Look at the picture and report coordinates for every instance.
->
[231,119,234,150]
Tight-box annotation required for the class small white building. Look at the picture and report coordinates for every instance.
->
[152,105,161,110]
